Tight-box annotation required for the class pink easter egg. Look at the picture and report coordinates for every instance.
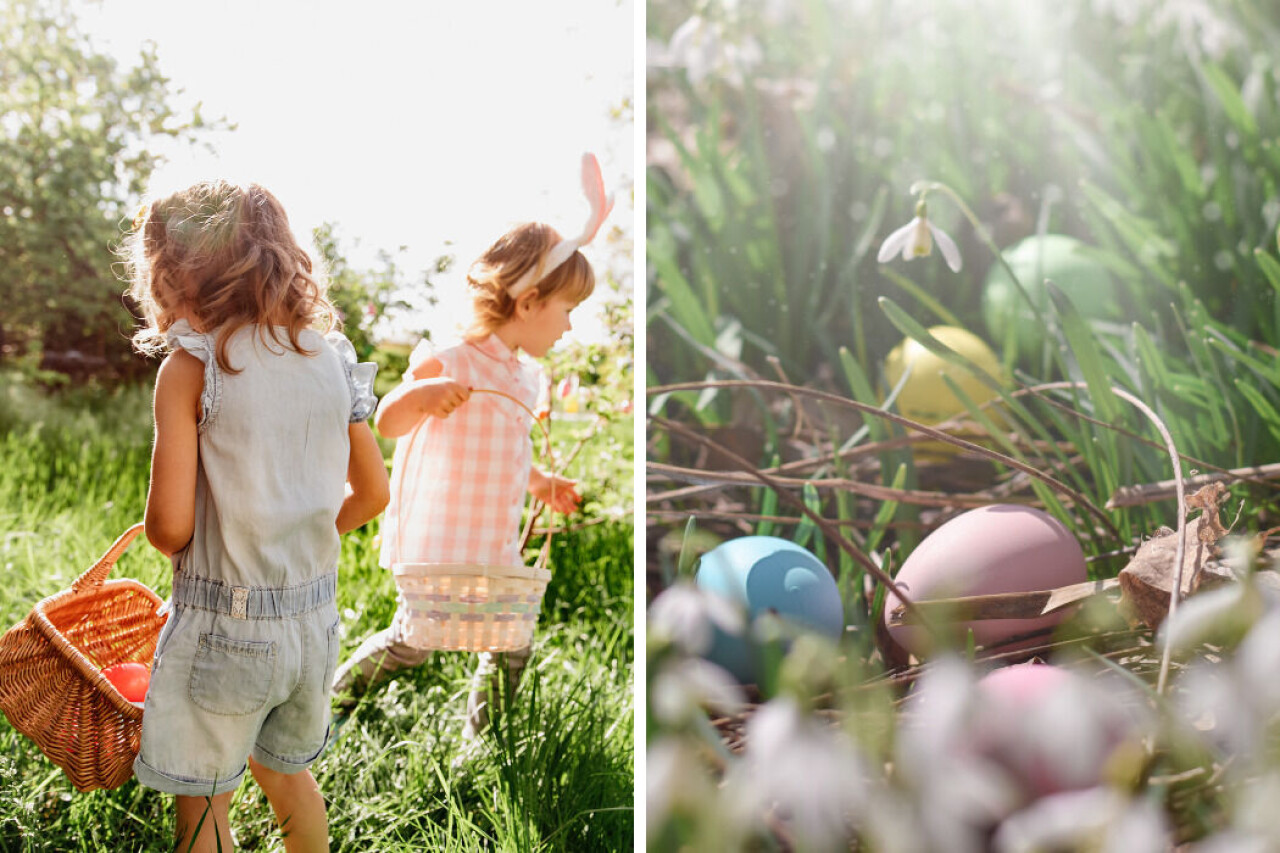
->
[884,505,1087,658]
[973,664,1130,800]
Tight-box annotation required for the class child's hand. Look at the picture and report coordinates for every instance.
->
[530,472,581,515]
[417,377,470,419]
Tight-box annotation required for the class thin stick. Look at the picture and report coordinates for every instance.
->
[647,461,1032,508]
[649,379,1121,540]
[1106,463,1280,508]
[646,508,929,531]
[1030,381,1187,696]
[653,415,937,634]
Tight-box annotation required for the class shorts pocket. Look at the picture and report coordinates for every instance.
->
[189,633,278,716]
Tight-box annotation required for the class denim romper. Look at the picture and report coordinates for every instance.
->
[133,320,376,797]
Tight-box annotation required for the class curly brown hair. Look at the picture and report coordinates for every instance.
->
[122,180,338,373]
[464,222,595,341]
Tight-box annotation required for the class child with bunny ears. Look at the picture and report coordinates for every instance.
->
[332,154,614,734]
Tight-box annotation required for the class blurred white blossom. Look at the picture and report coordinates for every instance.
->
[993,787,1170,853]
[876,200,963,272]
[896,659,1020,849]
[650,656,746,727]
[1176,609,1280,763]
[722,696,871,850]
[646,738,723,841]
[1158,573,1266,658]
[648,580,744,656]
[661,14,762,87]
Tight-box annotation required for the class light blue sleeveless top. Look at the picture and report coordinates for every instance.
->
[165,320,377,589]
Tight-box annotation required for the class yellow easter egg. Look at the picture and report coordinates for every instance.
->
[883,327,1004,454]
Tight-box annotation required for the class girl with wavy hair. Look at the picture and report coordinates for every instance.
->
[125,179,389,852]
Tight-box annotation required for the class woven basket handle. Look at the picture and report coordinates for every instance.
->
[69,523,145,594]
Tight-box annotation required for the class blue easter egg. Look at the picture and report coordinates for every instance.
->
[694,536,844,683]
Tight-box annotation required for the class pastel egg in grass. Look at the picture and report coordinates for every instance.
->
[694,536,844,684]
[982,234,1121,360]
[972,664,1140,801]
[883,505,1088,660]
[883,326,1006,457]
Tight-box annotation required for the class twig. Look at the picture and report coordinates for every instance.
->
[1106,463,1280,508]
[647,461,1032,508]
[649,379,1121,540]
[1031,381,1187,696]
[653,415,937,634]
[646,508,929,531]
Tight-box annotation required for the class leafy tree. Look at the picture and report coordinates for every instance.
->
[311,222,445,397]
[0,0,213,380]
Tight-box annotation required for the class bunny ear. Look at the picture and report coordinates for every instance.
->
[508,153,615,297]
[575,152,614,245]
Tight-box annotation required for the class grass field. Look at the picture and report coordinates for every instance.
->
[0,375,634,851]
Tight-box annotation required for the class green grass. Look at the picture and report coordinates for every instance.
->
[0,374,633,851]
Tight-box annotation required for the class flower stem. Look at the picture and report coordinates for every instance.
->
[914,180,1063,376]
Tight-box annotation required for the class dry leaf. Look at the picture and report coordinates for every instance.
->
[1118,517,1232,630]
[1185,482,1229,543]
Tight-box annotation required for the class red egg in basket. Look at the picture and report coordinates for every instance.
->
[101,662,151,704]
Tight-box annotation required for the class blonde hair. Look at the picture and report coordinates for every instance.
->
[123,180,337,373]
[464,222,595,341]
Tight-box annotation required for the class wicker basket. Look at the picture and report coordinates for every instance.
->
[0,524,167,791]
[392,387,557,652]
[393,562,553,652]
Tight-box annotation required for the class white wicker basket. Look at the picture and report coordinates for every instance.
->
[392,562,552,652]
[391,387,556,653]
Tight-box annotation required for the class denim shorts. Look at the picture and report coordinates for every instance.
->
[133,572,340,797]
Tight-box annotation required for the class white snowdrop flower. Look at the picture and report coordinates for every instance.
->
[1233,609,1280,713]
[1177,662,1258,758]
[650,656,746,726]
[666,14,762,88]
[1225,773,1280,849]
[723,696,870,850]
[648,581,744,656]
[876,200,963,272]
[1157,580,1259,658]
[1190,830,1274,853]
[898,660,1020,834]
[646,738,720,839]
[993,787,1170,853]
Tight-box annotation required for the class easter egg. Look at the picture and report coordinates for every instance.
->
[883,505,1087,658]
[884,326,1004,426]
[101,662,150,704]
[982,234,1120,359]
[973,664,1135,800]
[695,536,844,683]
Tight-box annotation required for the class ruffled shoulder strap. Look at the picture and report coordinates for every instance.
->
[164,319,220,432]
[325,332,379,423]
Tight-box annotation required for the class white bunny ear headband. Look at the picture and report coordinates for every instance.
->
[507,152,616,299]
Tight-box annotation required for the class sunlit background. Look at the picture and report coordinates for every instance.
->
[80,0,634,345]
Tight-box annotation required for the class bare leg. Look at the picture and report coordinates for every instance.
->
[174,792,234,853]
[248,757,329,852]
[331,624,432,711]
[462,646,531,740]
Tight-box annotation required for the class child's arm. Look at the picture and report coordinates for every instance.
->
[144,350,204,556]
[373,356,471,438]
[336,421,390,534]
[528,467,582,516]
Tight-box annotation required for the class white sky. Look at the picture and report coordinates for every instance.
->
[78,0,635,345]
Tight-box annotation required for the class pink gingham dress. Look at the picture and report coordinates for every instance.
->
[380,334,544,570]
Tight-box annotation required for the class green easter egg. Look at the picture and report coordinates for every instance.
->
[982,235,1119,357]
